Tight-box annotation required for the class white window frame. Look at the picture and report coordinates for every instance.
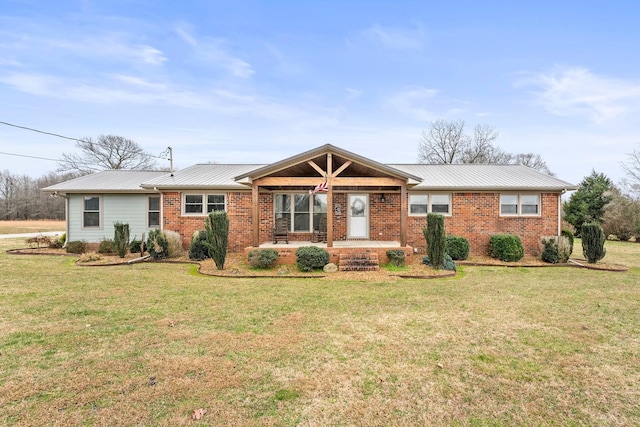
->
[82,195,102,229]
[148,195,161,228]
[274,192,327,232]
[500,193,540,216]
[408,193,451,216]
[182,193,226,216]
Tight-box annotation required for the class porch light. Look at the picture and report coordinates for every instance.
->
[380,194,386,203]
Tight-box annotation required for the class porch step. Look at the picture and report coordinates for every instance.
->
[338,252,379,272]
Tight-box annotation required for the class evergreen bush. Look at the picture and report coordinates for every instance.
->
[98,239,116,254]
[561,228,574,256]
[581,222,606,263]
[386,249,406,267]
[65,240,87,254]
[205,211,229,269]
[147,229,168,260]
[445,235,470,260]
[422,254,456,271]
[295,246,330,272]
[113,222,130,258]
[423,213,446,269]
[248,249,280,269]
[489,234,524,262]
[188,230,210,261]
[129,237,145,254]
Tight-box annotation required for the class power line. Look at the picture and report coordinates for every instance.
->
[0,151,59,162]
[0,120,85,143]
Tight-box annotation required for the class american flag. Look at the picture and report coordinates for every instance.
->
[309,180,329,194]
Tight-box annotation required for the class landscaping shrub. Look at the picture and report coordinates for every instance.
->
[98,239,116,254]
[248,249,279,269]
[205,211,229,269]
[49,236,64,249]
[489,234,524,262]
[113,222,130,258]
[422,254,456,271]
[164,230,183,258]
[386,249,406,267]
[582,222,606,263]
[188,230,210,261]
[540,236,571,264]
[446,235,470,260]
[78,252,101,263]
[65,240,87,254]
[423,213,446,269]
[129,237,145,254]
[295,246,330,272]
[147,229,168,260]
[561,228,574,256]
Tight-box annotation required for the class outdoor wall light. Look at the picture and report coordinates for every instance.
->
[380,194,386,203]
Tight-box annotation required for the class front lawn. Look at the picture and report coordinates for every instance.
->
[1,237,638,426]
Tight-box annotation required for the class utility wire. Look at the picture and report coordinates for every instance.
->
[0,120,85,143]
[0,151,59,162]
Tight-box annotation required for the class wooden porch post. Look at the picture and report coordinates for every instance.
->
[326,153,333,248]
[252,184,260,247]
[400,184,407,247]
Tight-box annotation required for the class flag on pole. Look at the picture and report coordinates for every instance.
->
[309,180,329,194]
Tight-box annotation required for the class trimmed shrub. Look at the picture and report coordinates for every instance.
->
[248,249,279,269]
[129,237,145,254]
[423,213,446,269]
[164,230,183,258]
[561,228,574,256]
[147,229,168,260]
[446,235,470,260]
[422,254,456,271]
[386,249,406,267]
[113,222,130,258]
[489,234,524,262]
[205,211,229,269]
[295,246,330,272]
[189,230,210,261]
[582,222,606,263]
[540,236,571,264]
[65,240,87,254]
[98,239,116,254]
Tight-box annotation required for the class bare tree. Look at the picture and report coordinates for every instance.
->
[621,147,640,195]
[58,135,158,174]
[418,119,553,174]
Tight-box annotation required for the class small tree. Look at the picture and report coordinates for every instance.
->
[113,222,130,258]
[205,211,229,269]
[424,213,446,269]
[582,222,606,263]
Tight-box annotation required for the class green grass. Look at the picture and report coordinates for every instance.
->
[0,236,639,426]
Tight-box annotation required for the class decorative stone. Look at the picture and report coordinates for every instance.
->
[323,263,338,273]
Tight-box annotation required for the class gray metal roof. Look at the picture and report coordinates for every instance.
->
[141,164,264,190]
[391,164,577,191]
[43,170,169,193]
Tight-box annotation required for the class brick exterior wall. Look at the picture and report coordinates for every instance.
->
[162,190,560,256]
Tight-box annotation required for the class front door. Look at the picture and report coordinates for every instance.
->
[347,194,369,239]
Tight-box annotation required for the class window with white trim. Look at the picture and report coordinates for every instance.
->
[275,193,327,232]
[83,196,101,228]
[408,193,451,216]
[183,193,226,215]
[148,196,160,228]
[500,194,540,216]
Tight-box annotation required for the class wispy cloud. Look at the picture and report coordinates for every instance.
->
[387,86,438,121]
[359,23,426,50]
[517,66,640,123]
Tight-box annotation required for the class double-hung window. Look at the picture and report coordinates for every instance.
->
[148,196,160,228]
[83,196,101,228]
[408,193,451,216]
[500,194,540,216]
[275,193,327,232]
[183,193,226,215]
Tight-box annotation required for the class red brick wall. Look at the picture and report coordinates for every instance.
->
[163,190,560,256]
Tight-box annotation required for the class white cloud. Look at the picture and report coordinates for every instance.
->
[359,23,426,50]
[387,86,438,121]
[517,66,640,123]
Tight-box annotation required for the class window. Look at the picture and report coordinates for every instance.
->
[500,194,540,216]
[83,196,101,228]
[148,196,160,228]
[183,193,226,215]
[275,193,327,232]
[409,193,451,216]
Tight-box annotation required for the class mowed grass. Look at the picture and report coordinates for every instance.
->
[1,237,639,426]
[0,220,65,235]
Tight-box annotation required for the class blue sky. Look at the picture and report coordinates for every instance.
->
[1,0,639,186]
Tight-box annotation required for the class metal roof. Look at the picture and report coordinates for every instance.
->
[391,164,577,191]
[141,164,264,190]
[42,170,169,193]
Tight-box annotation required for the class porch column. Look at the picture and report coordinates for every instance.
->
[326,153,333,248]
[400,184,407,246]
[252,184,260,247]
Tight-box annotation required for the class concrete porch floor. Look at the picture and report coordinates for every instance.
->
[258,240,401,248]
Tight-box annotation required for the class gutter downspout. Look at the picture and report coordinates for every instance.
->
[153,187,163,233]
[558,189,566,235]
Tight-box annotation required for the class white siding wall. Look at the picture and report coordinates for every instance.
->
[67,193,156,243]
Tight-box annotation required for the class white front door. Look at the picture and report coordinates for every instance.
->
[347,194,369,239]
